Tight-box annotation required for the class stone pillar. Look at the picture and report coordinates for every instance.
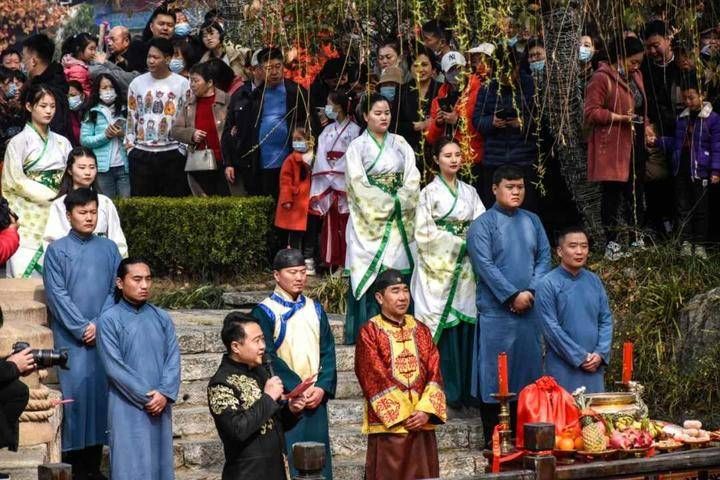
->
[0,278,61,462]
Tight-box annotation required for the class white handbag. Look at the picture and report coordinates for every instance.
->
[185,144,217,172]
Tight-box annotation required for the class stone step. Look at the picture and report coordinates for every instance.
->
[0,278,45,303]
[175,467,222,480]
[335,371,362,399]
[333,448,488,480]
[330,418,484,457]
[327,399,364,426]
[175,418,483,469]
[222,290,274,307]
[181,353,222,382]
[171,310,346,353]
[0,299,47,326]
[0,444,47,480]
[173,406,216,437]
[173,397,366,438]
[335,344,354,372]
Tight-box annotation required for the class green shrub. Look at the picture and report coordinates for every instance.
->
[117,197,276,280]
[594,244,720,425]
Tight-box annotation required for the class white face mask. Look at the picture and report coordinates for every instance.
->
[324,104,338,120]
[68,95,84,111]
[293,140,308,153]
[99,89,117,104]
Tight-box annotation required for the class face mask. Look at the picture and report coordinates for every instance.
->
[379,85,396,102]
[324,104,338,120]
[445,70,460,85]
[68,95,84,111]
[701,44,714,57]
[579,46,593,63]
[5,83,17,99]
[507,36,518,48]
[169,58,185,74]
[174,22,191,37]
[99,89,117,104]
[293,140,308,153]
[529,60,545,73]
[20,63,29,75]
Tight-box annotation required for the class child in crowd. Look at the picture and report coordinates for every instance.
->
[80,73,130,198]
[44,146,128,257]
[61,32,96,96]
[275,127,316,274]
[656,78,720,259]
[309,90,361,271]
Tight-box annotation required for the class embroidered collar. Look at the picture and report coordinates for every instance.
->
[380,312,406,327]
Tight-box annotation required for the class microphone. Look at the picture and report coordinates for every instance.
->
[263,353,275,377]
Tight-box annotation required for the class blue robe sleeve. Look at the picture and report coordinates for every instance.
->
[43,245,90,342]
[97,312,154,409]
[252,306,303,391]
[594,280,614,365]
[467,218,519,304]
[537,278,588,368]
[157,310,181,402]
[315,308,337,398]
[529,214,552,292]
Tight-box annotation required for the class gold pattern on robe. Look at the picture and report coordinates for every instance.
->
[225,374,274,434]
[208,385,239,415]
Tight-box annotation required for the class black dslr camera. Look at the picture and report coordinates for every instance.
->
[12,342,69,370]
[0,197,18,230]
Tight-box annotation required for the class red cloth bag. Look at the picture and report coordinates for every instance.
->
[515,376,580,448]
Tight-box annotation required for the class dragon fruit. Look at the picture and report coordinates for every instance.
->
[609,428,653,450]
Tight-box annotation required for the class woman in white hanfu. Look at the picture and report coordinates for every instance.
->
[2,85,71,277]
[411,138,485,407]
[343,93,420,344]
[43,146,128,257]
[309,91,360,270]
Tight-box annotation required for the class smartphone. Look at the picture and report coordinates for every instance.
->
[114,118,127,130]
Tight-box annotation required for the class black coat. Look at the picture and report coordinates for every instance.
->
[221,79,308,193]
[0,360,28,451]
[397,79,440,154]
[27,62,72,142]
[207,355,299,480]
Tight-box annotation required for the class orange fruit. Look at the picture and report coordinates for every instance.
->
[555,435,562,449]
[559,437,575,451]
[574,437,584,450]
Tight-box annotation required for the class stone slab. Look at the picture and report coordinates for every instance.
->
[181,353,223,382]
[335,371,362,400]
[178,379,211,407]
[0,278,45,303]
[222,291,273,307]
[327,399,364,426]
[0,300,47,326]
[173,406,216,437]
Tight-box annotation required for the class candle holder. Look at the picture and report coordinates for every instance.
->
[490,392,517,455]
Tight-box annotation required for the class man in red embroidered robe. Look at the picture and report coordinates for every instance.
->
[354,269,447,480]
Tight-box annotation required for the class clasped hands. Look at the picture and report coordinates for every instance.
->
[510,291,534,314]
[581,353,603,373]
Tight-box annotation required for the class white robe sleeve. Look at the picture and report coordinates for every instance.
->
[1,138,57,205]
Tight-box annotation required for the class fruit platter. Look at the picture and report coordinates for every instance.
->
[551,386,719,462]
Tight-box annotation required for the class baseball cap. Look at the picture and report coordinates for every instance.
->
[440,51,467,73]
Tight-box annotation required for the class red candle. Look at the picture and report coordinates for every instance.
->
[498,352,509,395]
[622,342,633,384]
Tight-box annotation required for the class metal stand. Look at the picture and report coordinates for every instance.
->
[491,392,517,455]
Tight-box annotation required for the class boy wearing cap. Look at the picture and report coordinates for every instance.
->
[355,269,447,480]
[426,50,486,166]
[252,249,337,479]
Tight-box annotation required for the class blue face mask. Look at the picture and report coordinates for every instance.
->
[174,22,192,37]
[169,58,185,74]
[324,104,338,120]
[507,36,518,48]
[5,82,17,99]
[68,95,84,111]
[579,46,593,63]
[379,85,396,102]
[292,140,308,153]
[529,60,545,73]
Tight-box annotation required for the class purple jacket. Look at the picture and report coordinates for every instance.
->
[658,102,720,179]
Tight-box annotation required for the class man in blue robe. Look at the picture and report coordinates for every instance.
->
[252,249,337,479]
[536,227,614,394]
[97,258,180,480]
[43,188,121,479]
[467,165,551,443]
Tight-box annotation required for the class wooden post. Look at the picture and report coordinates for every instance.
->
[38,463,72,480]
[292,441,325,479]
[524,454,556,480]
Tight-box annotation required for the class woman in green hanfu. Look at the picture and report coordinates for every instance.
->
[2,84,71,277]
[344,93,420,344]
[411,138,485,408]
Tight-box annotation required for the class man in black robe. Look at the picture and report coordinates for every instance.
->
[207,312,306,480]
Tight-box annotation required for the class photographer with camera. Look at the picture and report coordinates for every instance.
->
[0,197,19,266]
[0,334,33,458]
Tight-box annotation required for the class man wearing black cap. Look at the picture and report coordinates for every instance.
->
[354,269,447,480]
[251,248,337,480]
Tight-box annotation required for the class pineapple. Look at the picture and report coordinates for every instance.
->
[581,413,606,452]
